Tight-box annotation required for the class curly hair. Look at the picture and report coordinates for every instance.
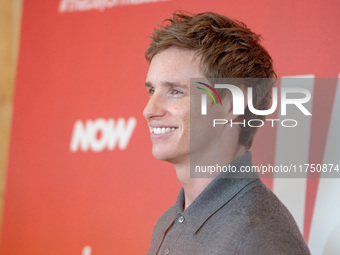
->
[145,11,276,149]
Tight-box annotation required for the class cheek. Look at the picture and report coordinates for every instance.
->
[177,104,190,127]
[169,99,190,119]
[179,110,191,142]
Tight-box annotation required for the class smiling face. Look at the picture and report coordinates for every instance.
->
[143,47,204,165]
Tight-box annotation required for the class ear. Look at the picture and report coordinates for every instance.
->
[221,84,248,121]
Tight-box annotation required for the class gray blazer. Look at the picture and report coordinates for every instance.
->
[147,152,310,255]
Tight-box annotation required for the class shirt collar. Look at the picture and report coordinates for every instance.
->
[175,151,259,233]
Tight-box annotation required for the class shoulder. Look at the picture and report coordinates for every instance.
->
[233,180,310,254]
[151,204,177,235]
[147,204,177,255]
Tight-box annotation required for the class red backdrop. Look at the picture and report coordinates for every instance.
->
[1,0,340,254]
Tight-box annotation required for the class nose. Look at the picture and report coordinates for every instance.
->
[143,93,166,120]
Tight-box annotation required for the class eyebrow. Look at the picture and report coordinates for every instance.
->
[145,81,187,88]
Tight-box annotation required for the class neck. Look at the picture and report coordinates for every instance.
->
[173,143,246,210]
[174,163,214,210]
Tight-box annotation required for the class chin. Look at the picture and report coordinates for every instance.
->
[152,147,176,162]
[152,148,189,165]
[152,151,171,161]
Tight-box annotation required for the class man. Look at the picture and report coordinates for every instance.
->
[143,11,310,254]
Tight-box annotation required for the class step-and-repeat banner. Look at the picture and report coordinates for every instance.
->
[1,0,340,254]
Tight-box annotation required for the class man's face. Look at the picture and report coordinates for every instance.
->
[143,47,204,164]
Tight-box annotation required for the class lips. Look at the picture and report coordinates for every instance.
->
[149,127,177,134]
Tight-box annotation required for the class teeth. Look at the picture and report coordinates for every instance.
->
[150,127,176,134]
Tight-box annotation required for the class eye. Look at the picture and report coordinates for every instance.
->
[170,88,183,95]
[148,87,155,96]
